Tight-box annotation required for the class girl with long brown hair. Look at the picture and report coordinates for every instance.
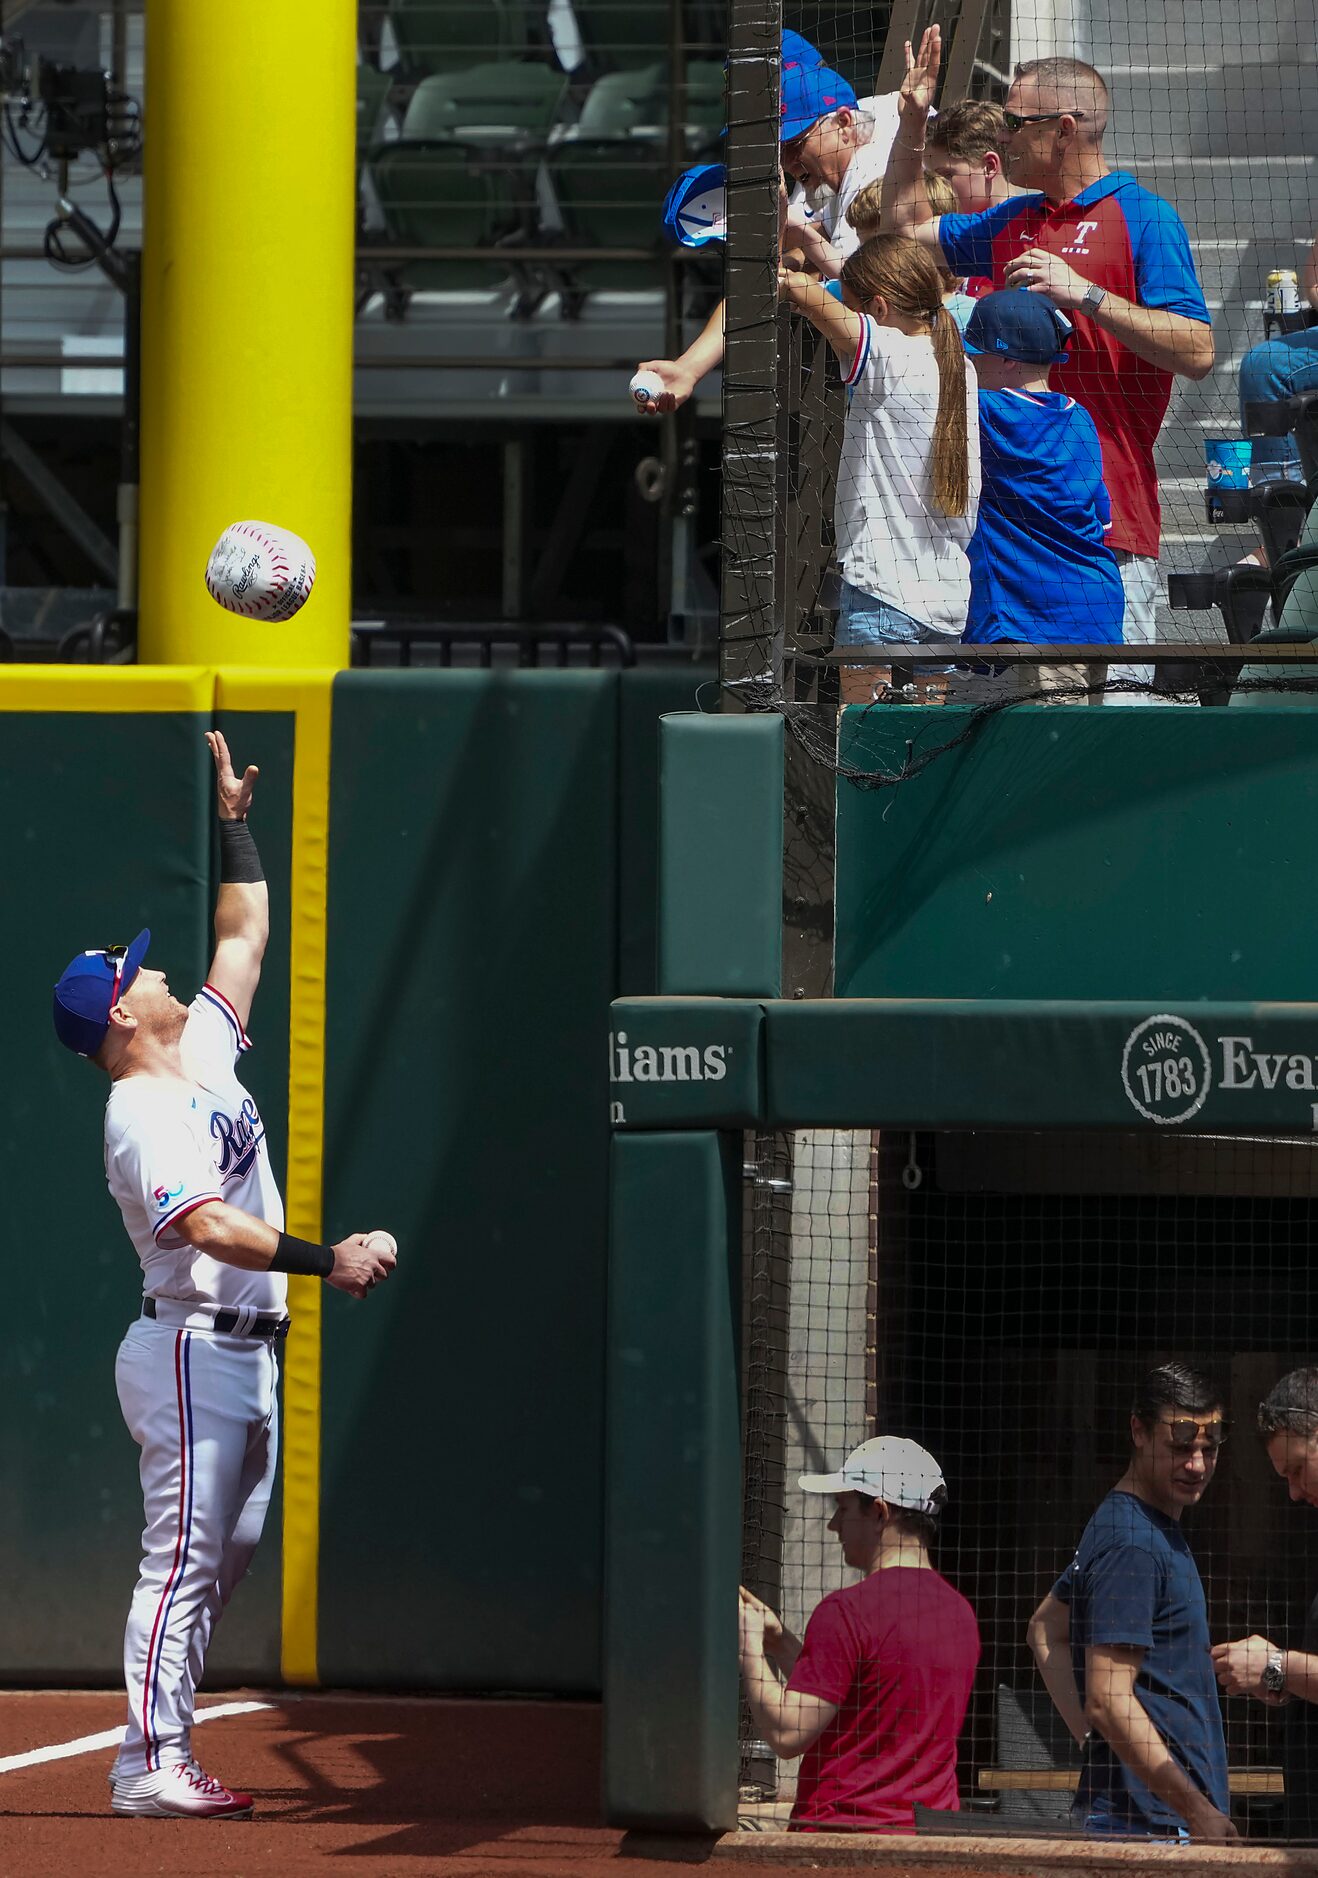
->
[780,231,980,702]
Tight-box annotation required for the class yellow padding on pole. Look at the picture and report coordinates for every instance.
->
[218,669,335,1685]
[138,0,355,669]
[0,667,213,711]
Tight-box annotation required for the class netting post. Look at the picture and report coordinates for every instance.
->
[719,0,783,707]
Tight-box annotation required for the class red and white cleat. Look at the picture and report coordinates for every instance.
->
[111,1761,254,1818]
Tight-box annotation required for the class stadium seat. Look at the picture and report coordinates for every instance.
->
[564,0,668,69]
[546,141,671,293]
[357,62,395,146]
[401,62,567,145]
[368,142,522,291]
[574,58,724,144]
[386,0,525,77]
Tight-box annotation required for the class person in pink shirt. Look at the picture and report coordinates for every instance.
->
[738,1436,981,1833]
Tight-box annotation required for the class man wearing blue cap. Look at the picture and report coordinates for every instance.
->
[634,30,907,412]
[53,733,397,1819]
[949,289,1124,702]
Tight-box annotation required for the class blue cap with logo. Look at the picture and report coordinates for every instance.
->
[53,928,151,1057]
[662,162,726,247]
[963,289,1074,365]
[780,60,857,141]
[781,27,825,71]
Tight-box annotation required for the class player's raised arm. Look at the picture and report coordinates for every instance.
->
[204,730,268,1032]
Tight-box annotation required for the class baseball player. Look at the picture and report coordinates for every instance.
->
[52,732,397,1819]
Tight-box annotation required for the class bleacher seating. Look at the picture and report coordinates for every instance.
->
[402,61,567,143]
[386,0,528,77]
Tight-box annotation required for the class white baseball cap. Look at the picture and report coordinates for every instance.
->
[799,1436,946,1514]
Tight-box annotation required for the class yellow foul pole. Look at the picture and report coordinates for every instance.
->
[138,0,355,667]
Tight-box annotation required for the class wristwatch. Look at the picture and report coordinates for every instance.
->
[1262,1649,1288,1697]
[1079,283,1107,317]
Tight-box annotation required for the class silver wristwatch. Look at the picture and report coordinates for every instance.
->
[1079,283,1107,317]
[1262,1649,1288,1696]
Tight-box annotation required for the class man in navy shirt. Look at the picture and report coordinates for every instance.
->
[950,288,1123,703]
[1026,1364,1235,1842]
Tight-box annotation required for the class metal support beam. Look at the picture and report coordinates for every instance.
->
[941,0,996,105]
[0,421,119,583]
[501,437,528,621]
[526,427,612,616]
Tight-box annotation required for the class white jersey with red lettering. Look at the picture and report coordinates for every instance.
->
[103,985,286,1314]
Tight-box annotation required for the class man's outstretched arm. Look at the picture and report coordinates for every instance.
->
[174,1201,397,1299]
[204,730,268,1032]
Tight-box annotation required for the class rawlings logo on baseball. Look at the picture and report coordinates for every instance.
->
[204,520,316,621]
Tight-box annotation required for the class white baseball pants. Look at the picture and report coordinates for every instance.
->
[111,1318,279,1780]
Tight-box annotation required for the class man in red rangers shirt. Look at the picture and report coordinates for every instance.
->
[882,29,1214,701]
[738,1437,980,1832]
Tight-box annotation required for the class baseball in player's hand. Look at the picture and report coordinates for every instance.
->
[205,730,259,822]
[328,1230,398,1299]
[632,358,696,415]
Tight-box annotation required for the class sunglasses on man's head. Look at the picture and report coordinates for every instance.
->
[105,942,129,1003]
[1161,1417,1229,1452]
[1002,109,1088,131]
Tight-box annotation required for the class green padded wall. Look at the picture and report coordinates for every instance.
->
[618,667,716,994]
[2,712,211,1678]
[837,706,1318,1001]
[318,671,619,1690]
[604,1130,742,1832]
[659,713,784,997]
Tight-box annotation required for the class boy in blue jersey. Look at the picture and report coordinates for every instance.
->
[949,289,1124,703]
[1026,1364,1236,1844]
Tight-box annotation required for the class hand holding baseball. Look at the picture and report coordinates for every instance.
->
[328,1230,398,1299]
[631,359,696,415]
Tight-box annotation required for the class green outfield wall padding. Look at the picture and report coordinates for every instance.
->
[203,708,296,1684]
[836,706,1318,1002]
[617,666,716,995]
[609,997,764,1128]
[603,1130,741,1833]
[3,713,212,1680]
[319,671,618,1691]
[659,713,784,997]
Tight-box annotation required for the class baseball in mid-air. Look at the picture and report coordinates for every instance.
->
[204,520,316,622]
[363,1230,398,1259]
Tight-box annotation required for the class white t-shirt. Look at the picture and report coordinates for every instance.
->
[800,94,906,261]
[836,317,981,634]
[104,986,287,1315]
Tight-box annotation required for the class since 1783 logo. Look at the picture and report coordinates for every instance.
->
[1120,1014,1213,1126]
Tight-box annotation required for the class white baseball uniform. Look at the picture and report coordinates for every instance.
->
[106,984,286,1783]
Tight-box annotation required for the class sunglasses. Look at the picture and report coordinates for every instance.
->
[1161,1417,1230,1453]
[104,942,129,1006]
[1002,109,1088,131]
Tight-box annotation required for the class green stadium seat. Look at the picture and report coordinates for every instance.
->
[357,62,395,146]
[574,58,724,145]
[386,0,526,77]
[401,61,567,144]
[547,141,671,292]
[368,142,521,291]
[565,0,668,68]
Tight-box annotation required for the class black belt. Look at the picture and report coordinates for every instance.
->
[143,1297,290,1340]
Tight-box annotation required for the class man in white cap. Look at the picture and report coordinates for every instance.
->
[738,1435,980,1833]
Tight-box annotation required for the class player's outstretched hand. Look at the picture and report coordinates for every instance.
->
[328,1230,399,1299]
[205,730,259,822]
[632,358,696,415]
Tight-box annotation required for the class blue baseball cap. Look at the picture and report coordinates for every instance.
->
[963,289,1074,365]
[662,163,726,247]
[781,60,857,142]
[53,928,151,1057]
[781,28,825,72]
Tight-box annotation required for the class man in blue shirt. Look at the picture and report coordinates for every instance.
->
[1026,1363,1235,1843]
[949,289,1123,704]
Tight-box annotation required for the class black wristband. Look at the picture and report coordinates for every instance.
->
[219,818,265,884]
[270,1231,334,1278]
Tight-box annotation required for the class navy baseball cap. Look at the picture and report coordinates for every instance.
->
[781,60,857,141]
[963,289,1073,365]
[53,928,151,1057]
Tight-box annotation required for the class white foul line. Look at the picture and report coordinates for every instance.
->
[0,1700,273,1776]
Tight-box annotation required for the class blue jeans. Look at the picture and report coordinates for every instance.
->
[834,580,957,676]
[1077,1803,1190,1844]
[1238,325,1318,482]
